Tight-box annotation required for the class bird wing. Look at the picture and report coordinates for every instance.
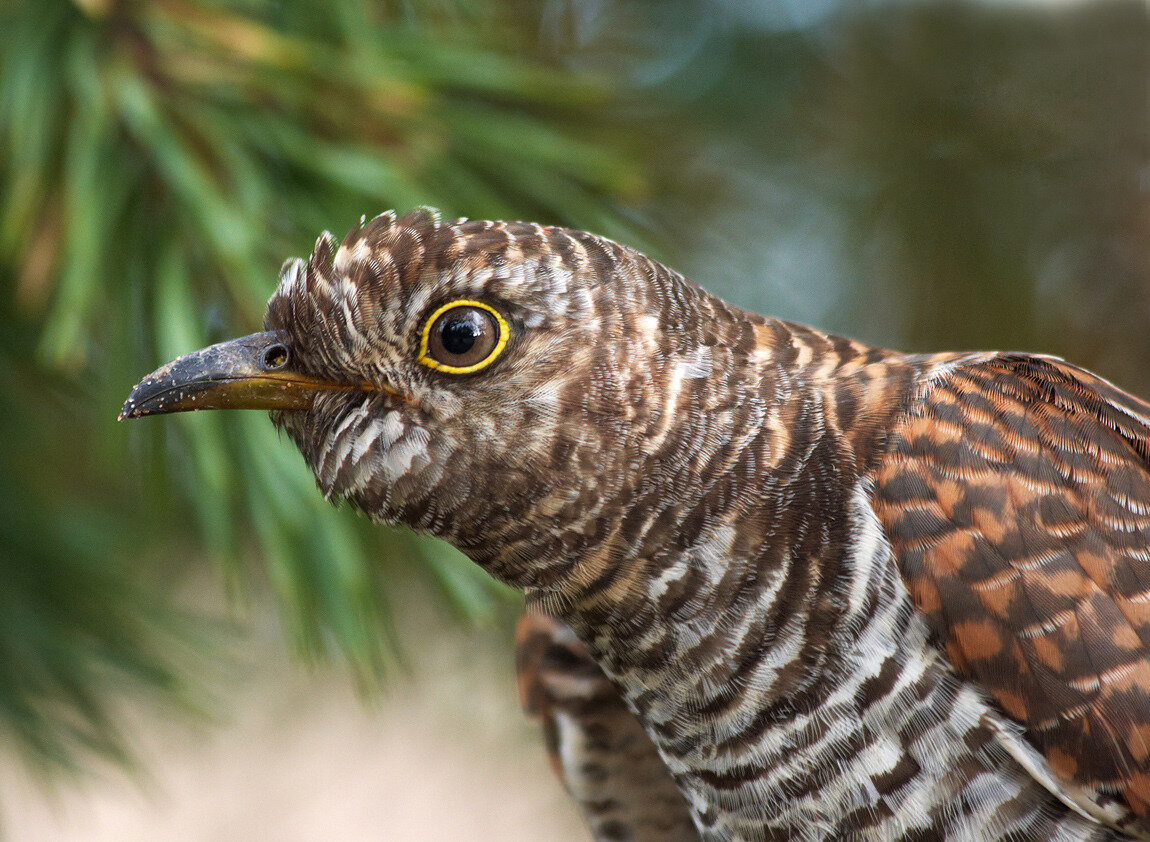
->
[514,612,700,842]
[871,352,1150,822]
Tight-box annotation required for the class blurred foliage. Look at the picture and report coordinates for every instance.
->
[0,0,662,776]
[584,0,1147,391]
[0,314,211,778]
[807,0,1149,377]
[0,0,1146,791]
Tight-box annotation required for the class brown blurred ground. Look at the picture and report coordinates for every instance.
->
[0,585,587,842]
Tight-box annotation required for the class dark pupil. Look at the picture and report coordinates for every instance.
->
[441,315,479,355]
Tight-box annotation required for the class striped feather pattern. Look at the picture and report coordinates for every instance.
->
[873,353,1150,830]
[515,613,699,841]
[253,210,1150,839]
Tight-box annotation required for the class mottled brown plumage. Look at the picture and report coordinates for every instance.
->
[873,354,1150,817]
[516,614,699,840]
[123,209,1150,840]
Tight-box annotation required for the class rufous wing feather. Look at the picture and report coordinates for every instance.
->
[872,353,1150,828]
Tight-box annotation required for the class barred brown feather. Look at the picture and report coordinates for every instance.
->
[515,613,699,841]
[873,353,1150,823]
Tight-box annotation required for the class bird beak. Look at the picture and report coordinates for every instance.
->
[120,330,373,420]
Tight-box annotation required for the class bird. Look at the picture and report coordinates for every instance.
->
[122,208,1150,841]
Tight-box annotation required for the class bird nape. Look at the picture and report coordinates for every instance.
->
[123,208,1150,842]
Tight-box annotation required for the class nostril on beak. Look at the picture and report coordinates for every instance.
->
[263,344,289,370]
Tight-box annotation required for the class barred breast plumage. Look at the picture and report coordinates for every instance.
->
[123,209,1150,841]
[515,613,699,841]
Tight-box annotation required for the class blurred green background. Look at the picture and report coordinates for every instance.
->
[0,0,1145,810]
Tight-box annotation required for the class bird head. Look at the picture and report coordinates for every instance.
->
[122,209,743,591]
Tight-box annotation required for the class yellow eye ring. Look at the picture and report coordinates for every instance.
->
[418,299,510,374]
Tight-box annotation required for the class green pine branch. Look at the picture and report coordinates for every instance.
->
[0,0,651,776]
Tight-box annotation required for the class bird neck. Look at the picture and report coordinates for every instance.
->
[517,328,1114,840]
[521,316,919,629]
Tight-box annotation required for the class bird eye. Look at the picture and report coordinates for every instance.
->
[418,300,509,374]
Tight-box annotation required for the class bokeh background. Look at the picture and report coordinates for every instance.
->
[0,0,1146,839]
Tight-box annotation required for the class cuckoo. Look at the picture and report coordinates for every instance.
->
[123,210,1150,841]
